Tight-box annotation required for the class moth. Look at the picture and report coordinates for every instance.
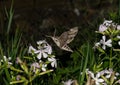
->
[47,27,78,52]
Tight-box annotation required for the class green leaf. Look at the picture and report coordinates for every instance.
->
[10,80,25,84]
[38,69,53,76]
[10,76,27,84]
[23,56,33,60]
[20,62,28,74]
[10,66,23,73]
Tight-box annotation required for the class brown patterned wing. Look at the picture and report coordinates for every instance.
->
[61,44,73,52]
[58,31,69,47]
[66,27,78,44]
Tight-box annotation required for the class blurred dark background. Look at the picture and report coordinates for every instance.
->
[0,0,119,51]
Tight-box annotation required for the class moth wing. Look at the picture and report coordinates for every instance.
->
[61,44,73,52]
[66,27,78,43]
[69,27,78,32]
[58,32,69,47]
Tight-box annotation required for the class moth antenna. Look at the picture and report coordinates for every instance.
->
[53,28,56,37]
[45,35,52,38]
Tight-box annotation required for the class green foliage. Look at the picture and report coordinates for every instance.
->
[76,43,95,85]
[45,43,96,85]
[5,0,14,34]
[0,1,27,84]
[0,0,120,85]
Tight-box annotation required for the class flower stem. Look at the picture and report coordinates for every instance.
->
[109,48,113,68]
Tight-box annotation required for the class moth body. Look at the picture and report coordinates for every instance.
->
[51,37,61,47]
[47,27,78,52]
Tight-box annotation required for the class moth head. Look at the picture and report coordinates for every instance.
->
[46,35,60,46]
[51,37,61,47]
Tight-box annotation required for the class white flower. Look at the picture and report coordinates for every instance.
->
[117,35,120,38]
[62,79,74,85]
[103,20,112,26]
[35,43,52,59]
[48,57,57,68]
[104,69,119,79]
[117,25,120,30]
[35,50,48,59]
[93,42,101,49]
[37,40,50,50]
[38,60,47,72]
[99,24,108,32]
[118,41,120,45]
[104,69,113,78]
[16,75,21,80]
[116,79,120,84]
[29,40,52,59]
[45,44,52,54]
[95,42,101,47]
[99,70,106,76]
[1,56,12,65]
[31,62,40,72]
[41,64,47,71]
[88,71,105,85]
[117,36,120,45]
[37,40,46,45]
[98,20,113,32]
[35,41,52,59]
[100,36,112,50]
[28,45,37,53]
[111,23,116,29]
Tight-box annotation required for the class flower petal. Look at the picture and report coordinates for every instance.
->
[42,67,46,72]
[37,52,42,59]
[37,40,46,45]
[105,74,111,78]
[96,72,101,78]
[103,20,112,26]
[99,24,108,32]
[95,42,101,47]
[117,25,120,30]
[48,57,57,68]
[102,36,106,41]
[105,39,112,47]
[42,64,47,71]
[88,71,94,78]
[62,79,74,85]
[117,36,120,39]
[102,44,106,50]
[118,41,120,45]
[43,52,48,58]
[97,79,104,82]
[44,45,52,54]
[28,45,37,53]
